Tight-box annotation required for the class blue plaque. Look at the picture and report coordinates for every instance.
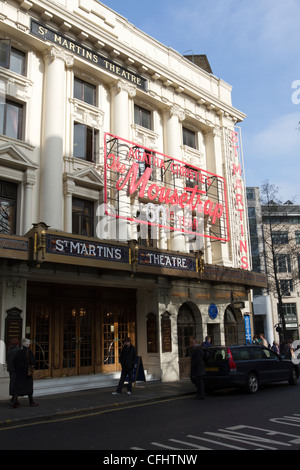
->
[208,303,218,320]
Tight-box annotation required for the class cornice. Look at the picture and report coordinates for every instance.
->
[9,0,245,122]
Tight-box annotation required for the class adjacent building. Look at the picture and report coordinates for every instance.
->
[0,0,266,398]
[247,187,300,344]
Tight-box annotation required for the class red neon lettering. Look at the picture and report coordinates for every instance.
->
[116,162,152,196]
[240,239,248,254]
[115,162,223,224]
[236,193,244,206]
[233,163,242,176]
[107,154,126,173]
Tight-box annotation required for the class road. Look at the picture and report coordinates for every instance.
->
[1,382,300,456]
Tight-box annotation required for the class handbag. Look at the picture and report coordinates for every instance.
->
[27,349,35,377]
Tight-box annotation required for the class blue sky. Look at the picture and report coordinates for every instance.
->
[101,0,300,203]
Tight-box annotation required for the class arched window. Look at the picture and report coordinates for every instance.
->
[224,307,238,345]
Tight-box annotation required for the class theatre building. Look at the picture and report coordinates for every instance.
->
[0,0,266,398]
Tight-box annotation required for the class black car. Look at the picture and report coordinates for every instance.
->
[203,344,299,394]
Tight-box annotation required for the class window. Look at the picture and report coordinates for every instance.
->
[0,41,26,76]
[72,197,94,237]
[272,231,288,245]
[73,123,98,162]
[246,188,255,200]
[276,254,291,273]
[0,180,17,234]
[134,104,151,130]
[280,280,293,296]
[248,207,256,218]
[0,99,23,140]
[183,127,196,149]
[10,48,26,76]
[296,231,300,244]
[281,303,297,316]
[74,78,96,106]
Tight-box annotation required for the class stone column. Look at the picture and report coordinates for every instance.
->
[110,80,136,241]
[205,128,230,265]
[40,46,73,230]
[63,178,75,233]
[163,105,186,252]
[23,170,36,234]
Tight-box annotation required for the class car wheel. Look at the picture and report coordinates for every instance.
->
[288,367,298,385]
[245,373,259,393]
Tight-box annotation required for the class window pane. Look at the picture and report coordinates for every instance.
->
[0,180,17,234]
[0,39,10,68]
[74,78,95,106]
[72,197,94,236]
[74,123,87,159]
[84,83,95,106]
[0,102,4,134]
[134,105,151,130]
[74,78,82,101]
[73,123,96,161]
[5,101,23,140]
[10,48,25,76]
[183,127,196,149]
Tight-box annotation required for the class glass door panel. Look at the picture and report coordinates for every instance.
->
[102,306,129,372]
[62,302,94,375]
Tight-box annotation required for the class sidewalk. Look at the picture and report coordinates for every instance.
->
[0,379,195,427]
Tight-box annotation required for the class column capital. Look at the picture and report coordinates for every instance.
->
[163,104,185,122]
[43,46,74,68]
[110,79,137,98]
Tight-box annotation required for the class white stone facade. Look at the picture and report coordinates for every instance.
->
[0,0,265,399]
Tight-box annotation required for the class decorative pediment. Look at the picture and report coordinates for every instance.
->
[0,143,38,171]
[64,167,104,190]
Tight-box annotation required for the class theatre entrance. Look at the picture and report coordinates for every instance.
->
[26,282,136,379]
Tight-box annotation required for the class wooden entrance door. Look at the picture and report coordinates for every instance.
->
[62,301,94,376]
[102,305,135,372]
[178,304,196,378]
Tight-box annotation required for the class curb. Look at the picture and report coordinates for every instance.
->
[0,390,195,428]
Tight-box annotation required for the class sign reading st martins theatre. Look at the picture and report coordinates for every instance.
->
[30,20,148,91]
[104,133,229,242]
[47,234,196,272]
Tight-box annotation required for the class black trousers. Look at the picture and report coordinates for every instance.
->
[116,368,133,393]
[194,376,205,399]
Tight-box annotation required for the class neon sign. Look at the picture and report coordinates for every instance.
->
[229,127,249,270]
[104,134,229,242]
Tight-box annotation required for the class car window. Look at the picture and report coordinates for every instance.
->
[251,347,265,360]
[205,348,226,364]
[231,348,251,361]
[251,347,279,360]
[261,348,279,360]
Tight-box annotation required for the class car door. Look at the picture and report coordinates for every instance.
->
[261,347,290,381]
[250,346,270,383]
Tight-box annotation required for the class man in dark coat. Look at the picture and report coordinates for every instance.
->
[112,337,137,395]
[190,338,206,400]
[11,338,38,408]
[6,338,21,402]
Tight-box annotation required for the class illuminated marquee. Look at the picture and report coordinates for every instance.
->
[104,134,229,241]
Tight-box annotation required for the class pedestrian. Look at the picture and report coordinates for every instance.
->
[190,338,206,400]
[6,338,21,404]
[252,335,259,344]
[282,339,294,360]
[271,341,280,354]
[112,337,137,395]
[202,336,212,347]
[259,333,268,348]
[11,338,38,408]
